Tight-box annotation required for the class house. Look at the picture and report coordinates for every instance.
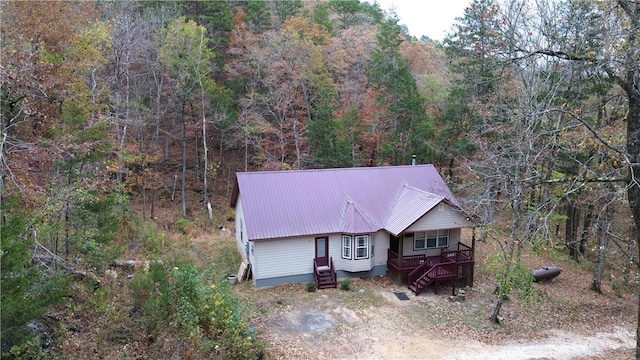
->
[229,164,474,294]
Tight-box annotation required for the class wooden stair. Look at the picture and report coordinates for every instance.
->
[314,257,337,289]
[409,274,435,295]
[316,268,337,289]
[408,259,458,295]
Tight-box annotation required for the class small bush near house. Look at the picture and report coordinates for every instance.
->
[306,282,316,292]
[340,279,352,291]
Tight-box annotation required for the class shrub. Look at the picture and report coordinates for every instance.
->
[129,262,172,335]
[306,282,316,292]
[340,279,352,291]
[1,208,69,353]
[132,262,264,359]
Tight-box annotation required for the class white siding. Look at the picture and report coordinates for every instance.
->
[234,196,249,261]
[372,230,390,266]
[253,231,390,280]
[253,237,315,280]
[329,234,346,269]
[399,203,469,257]
[406,203,472,232]
[449,228,461,247]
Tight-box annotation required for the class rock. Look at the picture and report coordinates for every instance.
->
[449,290,466,302]
[104,268,118,282]
[27,320,54,349]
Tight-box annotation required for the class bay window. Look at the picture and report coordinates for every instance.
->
[342,234,370,259]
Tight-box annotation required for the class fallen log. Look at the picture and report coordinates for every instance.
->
[531,266,562,282]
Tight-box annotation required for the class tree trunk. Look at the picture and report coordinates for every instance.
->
[479,180,498,242]
[565,201,580,261]
[151,70,163,221]
[199,61,208,208]
[624,226,636,285]
[293,118,301,169]
[64,200,70,257]
[195,127,201,179]
[181,102,187,218]
[579,204,594,254]
[489,289,504,324]
[590,206,611,293]
[625,90,640,359]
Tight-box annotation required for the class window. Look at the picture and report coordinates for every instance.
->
[413,232,426,250]
[426,230,449,248]
[342,235,352,259]
[409,230,449,250]
[426,231,437,248]
[355,235,369,259]
[342,234,370,259]
[437,230,449,247]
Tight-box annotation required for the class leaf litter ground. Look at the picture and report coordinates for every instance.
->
[233,239,637,360]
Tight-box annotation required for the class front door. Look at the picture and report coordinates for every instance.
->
[315,237,329,267]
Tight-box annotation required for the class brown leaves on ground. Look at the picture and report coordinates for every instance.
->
[235,236,636,359]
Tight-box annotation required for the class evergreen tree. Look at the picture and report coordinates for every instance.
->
[1,204,68,351]
[312,3,334,35]
[244,0,272,33]
[366,13,430,165]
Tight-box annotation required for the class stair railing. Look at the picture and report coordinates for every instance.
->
[408,259,432,285]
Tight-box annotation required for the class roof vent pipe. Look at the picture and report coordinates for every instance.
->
[411,154,417,166]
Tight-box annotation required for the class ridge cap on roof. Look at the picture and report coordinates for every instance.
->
[341,200,381,232]
[236,164,435,175]
[401,184,443,198]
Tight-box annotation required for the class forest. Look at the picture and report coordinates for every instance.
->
[1,0,640,359]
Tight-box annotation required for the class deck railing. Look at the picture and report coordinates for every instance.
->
[429,256,456,278]
[442,242,474,263]
[313,257,334,272]
[387,249,427,272]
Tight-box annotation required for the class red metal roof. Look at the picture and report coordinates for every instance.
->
[230,165,463,241]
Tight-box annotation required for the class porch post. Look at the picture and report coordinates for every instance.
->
[471,226,476,259]
[470,226,476,286]
[398,235,404,282]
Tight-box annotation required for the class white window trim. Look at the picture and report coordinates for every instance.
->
[342,234,370,259]
[354,235,369,259]
[426,229,449,249]
[437,230,449,247]
[409,230,449,250]
[412,231,426,250]
[342,235,352,259]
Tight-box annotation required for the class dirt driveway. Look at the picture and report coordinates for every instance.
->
[239,275,635,360]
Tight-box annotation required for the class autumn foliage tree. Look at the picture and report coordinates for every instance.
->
[6,0,640,357]
[445,0,639,336]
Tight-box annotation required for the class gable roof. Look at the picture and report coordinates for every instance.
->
[230,165,466,241]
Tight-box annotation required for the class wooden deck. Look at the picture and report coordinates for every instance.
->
[388,243,475,295]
